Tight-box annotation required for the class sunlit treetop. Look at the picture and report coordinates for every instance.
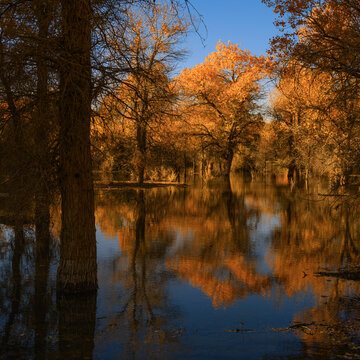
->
[262,0,360,78]
[177,41,271,109]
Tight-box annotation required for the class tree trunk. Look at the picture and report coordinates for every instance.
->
[224,150,234,178]
[34,226,50,359]
[136,122,147,185]
[201,151,206,178]
[34,0,51,252]
[57,0,97,294]
[2,224,24,349]
[288,161,296,183]
[184,153,187,183]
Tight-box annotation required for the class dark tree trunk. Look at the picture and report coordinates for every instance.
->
[34,0,51,252]
[57,0,97,293]
[224,150,234,178]
[184,153,187,183]
[34,227,50,360]
[136,123,147,185]
[136,190,146,244]
[2,224,24,348]
[0,39,28,225]
[288,161,296,183]
[201,151,206,178]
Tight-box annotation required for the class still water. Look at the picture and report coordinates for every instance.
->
[1,177,360,359]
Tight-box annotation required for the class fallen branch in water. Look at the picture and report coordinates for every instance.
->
[271,322,315,335]
[315,269,360,280]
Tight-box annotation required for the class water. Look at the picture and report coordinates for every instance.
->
[1,177,360,359]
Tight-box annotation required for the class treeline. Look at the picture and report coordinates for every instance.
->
[93,0,360,187]
[93,39,272,183]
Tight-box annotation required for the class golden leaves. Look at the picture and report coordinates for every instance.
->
[176,41,270,157]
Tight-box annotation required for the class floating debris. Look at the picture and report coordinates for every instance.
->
[225,328,255,333]
[271,322,314,335]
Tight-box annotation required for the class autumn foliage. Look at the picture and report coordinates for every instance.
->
[176,42,270,177]
[262,0,360,185]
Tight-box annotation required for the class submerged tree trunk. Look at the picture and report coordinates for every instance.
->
[57,0,97,294]
[57,293,97,359]
[136,122,147,185]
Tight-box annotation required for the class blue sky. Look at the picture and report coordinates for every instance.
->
[181,0,279,70]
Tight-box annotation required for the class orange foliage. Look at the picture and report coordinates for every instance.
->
[176,42,271,173]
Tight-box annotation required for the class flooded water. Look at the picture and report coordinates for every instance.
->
[1,177,360,359]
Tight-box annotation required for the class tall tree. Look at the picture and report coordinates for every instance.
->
[270,63,360,185]
[56,0,97,293]
[32,0,55,264]
[98,2,188,184]
[177,42,269,177]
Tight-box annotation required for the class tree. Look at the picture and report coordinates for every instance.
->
[177,42,269,178]
[0,0,193,295]
[0,0,97,294]
[32,0,57,267]
[98,2,188,184]
[262,1,360,178]
[268,60,360,185]
[269,64,330,181]
[262,0,360,80]
[56,0,97,293]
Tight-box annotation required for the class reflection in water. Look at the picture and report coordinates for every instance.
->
[57,293,97,360]
[166,179,274,308]
[1,177,360,359]
[267,188,360,359]
[2,225,25,354]
[34,208,51,360]
[95,189,182,359]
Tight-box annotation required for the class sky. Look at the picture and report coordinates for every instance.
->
[181,0,279,70]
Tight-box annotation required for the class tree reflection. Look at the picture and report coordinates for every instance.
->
[57,293,97,360]
[266,183,360,358]
[0,195,57,359]
[96,179,360,358]
[95,189,182,359]
[96,180,273,310]
[166,179,274,308]
[1,224,25,352]
[2,177,360,359]
[291,283,360,359]
[34,221,51,360]
[268,185,360,297]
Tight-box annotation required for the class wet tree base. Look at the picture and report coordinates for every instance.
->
[56,282,98,295]
[56,264,98,294]
[57,291,97,359]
